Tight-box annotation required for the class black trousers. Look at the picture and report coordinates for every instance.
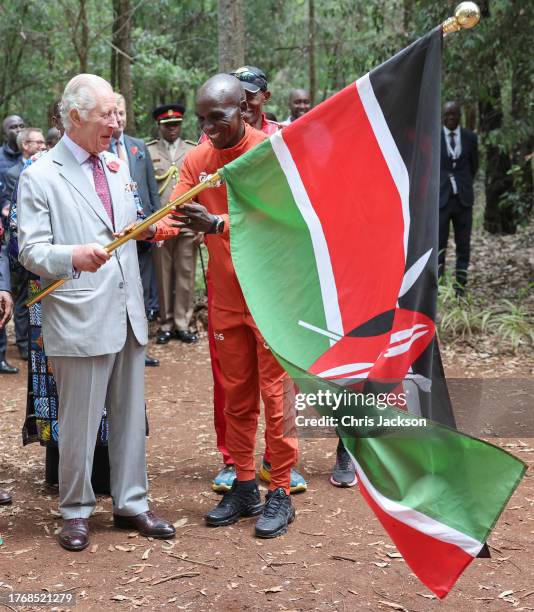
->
[137,244,156,312]
[11,263,31,350]
[46,445,111,495]
[0,328,6,361]
[438,195,473,286]
[0,262,29,360]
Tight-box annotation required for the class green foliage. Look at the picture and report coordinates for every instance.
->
[438,275,534,349]
[437,276,493,340]
[489,299,534,350]
[498,164,533,226]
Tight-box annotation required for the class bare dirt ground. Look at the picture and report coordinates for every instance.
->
[0,225,533,611]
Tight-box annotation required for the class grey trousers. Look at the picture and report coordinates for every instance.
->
[50,322,149,520]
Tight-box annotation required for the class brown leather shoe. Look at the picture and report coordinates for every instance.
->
[0,488,12,505]
[113,511,176,539]
[58,518,90,551]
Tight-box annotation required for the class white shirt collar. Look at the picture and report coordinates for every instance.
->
[62,132,94,166]
[444,125,460,137]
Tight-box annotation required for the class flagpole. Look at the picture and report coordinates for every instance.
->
[442,2,480,35]
[25,172,222,307]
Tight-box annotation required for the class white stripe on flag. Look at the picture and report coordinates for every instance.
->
[271,130,344,341]
[355,74,410,265]
[344,445,484,557]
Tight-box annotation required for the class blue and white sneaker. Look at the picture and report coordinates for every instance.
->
[259,460,308,494]
[211,464,236,493]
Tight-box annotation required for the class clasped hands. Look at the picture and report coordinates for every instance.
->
[115,204,217,241]
[0,290,13,328]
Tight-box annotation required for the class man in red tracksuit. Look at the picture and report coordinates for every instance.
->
[206,66,307,495]
[139,74,298,538]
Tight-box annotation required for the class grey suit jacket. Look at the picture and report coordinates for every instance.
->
[17,138,148,357]
[110,135,160,217]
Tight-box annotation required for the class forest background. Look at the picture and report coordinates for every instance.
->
[0,0,531,235]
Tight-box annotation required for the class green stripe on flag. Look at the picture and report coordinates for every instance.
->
[278,355,526,544]
[223,139,331,368]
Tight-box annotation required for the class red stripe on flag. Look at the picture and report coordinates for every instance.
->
[282,83,405,334]
[357,475,476,599]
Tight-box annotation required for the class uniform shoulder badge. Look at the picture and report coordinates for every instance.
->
[145,139,158,146]
[184,139,197,146]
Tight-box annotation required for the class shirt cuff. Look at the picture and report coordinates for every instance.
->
[220,214,230,236]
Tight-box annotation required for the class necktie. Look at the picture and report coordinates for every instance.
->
[116,140,128,165]
[90,155,114,226]
[449,132,456,155]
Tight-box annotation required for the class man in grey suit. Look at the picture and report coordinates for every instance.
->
[0,238,15,501]
[18,74,175,551]
[110,94,160,367]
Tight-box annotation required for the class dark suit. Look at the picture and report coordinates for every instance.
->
[110,134,160,309]
[438,127,479,285]
[4,159,24,204]
[0,236,10,360]
[0,143,22,210]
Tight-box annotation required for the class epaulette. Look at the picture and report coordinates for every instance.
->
[145,139,158,146]
[184,139,197,146]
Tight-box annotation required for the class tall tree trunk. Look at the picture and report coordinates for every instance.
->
[308,0,316,106]
[114,0,134,129]
[511,56,533,220]
[479,85,514,234]
[71,0,90,73]
[479,0,523,234]
[218,0,244,73]
[110,0,119,89]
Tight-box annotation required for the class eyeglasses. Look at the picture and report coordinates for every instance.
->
[25,139,46,145]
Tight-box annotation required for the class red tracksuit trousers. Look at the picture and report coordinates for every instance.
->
[210,303,298,493]
[208,274,273,466]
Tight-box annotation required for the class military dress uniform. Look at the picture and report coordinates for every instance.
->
[147,106,196,342]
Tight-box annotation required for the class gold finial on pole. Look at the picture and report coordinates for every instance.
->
[442,2,481,35]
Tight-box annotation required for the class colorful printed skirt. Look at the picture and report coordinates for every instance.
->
[22,278,108,447]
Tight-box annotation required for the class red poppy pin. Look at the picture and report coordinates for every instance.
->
[106,159,120,173]
[130,145,138,155]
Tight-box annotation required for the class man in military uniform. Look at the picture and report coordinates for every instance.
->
[147,104,198,344]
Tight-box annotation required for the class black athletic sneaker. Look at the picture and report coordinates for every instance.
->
[205,480,264,527]
[330,439,357,487]
[255,488,295,538]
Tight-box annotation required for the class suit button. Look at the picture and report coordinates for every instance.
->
[118,281,124,289]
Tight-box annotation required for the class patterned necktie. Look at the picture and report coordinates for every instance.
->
[449,131,456,155]
[89,155,114,226]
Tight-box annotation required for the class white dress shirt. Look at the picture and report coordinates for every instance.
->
[443,125,461,159]
[443,126,461,194]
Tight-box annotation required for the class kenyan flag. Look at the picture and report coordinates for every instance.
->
[221,27,526,598]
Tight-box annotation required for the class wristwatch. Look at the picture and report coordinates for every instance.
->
[211,215,225,234]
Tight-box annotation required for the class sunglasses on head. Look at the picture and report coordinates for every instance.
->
[231,70,266,89]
